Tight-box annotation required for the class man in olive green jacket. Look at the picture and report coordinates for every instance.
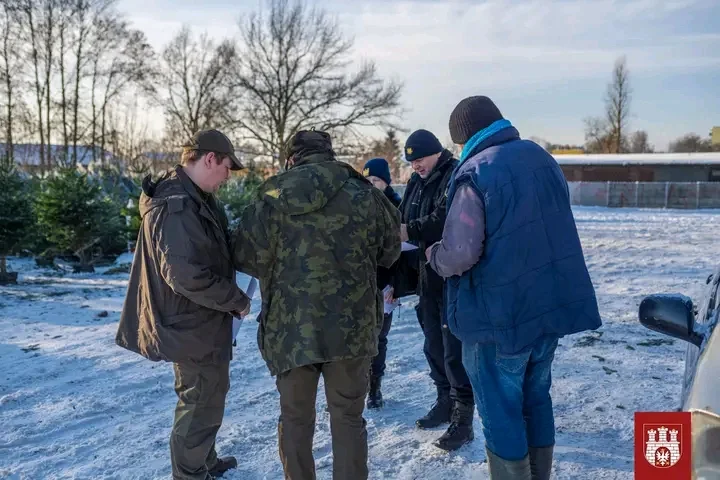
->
[116,129,251,480]
[232,130,401,480]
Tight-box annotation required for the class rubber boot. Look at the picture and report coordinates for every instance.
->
[529,446,553,480]
[486,448,531,480]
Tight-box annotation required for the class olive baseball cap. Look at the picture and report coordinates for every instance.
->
[183,129,243,170]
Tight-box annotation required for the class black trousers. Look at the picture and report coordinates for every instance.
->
[370,312,393,378]
[416,294,474,405]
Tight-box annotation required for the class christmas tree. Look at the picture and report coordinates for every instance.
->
[0,156,33,283]
[120,176,142,251]
[35,168,124,271]
[217,165,264,228]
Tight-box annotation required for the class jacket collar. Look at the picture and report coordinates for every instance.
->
[176,166,226,241]
[464,127,520,162]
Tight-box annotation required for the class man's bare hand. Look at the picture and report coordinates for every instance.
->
[400,224,409,242]
[232,301,251,319]
[240,301,251,317]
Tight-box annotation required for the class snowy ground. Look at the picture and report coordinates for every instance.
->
[1,207,718,480]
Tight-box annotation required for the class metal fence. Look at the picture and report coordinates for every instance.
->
[392,182,720,209]
[568,182,720,209]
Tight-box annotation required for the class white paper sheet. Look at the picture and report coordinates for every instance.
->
[233,276,258,340]
[383,285,399,314]
[401,242,418,252]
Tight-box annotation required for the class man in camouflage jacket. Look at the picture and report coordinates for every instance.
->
[232,130,401,480]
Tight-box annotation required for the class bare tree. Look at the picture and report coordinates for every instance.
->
[67,0,116,165]
[88,16,153,163]
[629,130,653,153]
[20,0,47,171]
[362,129,402,180]
[606,56,631,153]
[0,2,19,158]
[154,27,237,144]
[528,136,550,151]
[231,0,403,167]
[584,56,632,154]
[57,0,72,157]
[583,116,612,153]
[106,95,155,174]
[43,0,55,166]
[669,133,714,153]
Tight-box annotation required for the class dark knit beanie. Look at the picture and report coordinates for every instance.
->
[404,129,443,162]
[448,96,504,144]
[363,157,392,185]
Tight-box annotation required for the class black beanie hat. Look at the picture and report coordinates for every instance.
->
[363,157,392,185]
[448,96,504,144]
[404,129,443,162]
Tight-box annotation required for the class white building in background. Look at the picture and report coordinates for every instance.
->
[1,143,114,173]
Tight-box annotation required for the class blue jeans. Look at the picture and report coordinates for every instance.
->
[462,336,558,461]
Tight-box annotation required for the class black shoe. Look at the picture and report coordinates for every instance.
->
[416,395,452,429]
[433,402,475,451]
[367,376,384,409]
[208,456,238,478]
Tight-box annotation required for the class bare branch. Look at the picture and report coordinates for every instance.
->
[230,0,403,167]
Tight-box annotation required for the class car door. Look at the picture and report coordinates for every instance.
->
[681,265,720,408]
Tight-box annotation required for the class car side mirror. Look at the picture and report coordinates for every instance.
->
[639,294,703,347]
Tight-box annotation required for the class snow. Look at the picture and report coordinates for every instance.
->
[1,207,719,480]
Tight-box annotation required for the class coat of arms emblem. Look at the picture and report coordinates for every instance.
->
[643,424,682,468]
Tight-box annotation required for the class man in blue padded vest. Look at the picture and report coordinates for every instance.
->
[427,96,602,479]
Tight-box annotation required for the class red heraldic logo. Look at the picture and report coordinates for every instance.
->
[635,411,692,480]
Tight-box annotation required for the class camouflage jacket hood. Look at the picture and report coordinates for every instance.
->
[260,153,359,216]
[232,155,402,375]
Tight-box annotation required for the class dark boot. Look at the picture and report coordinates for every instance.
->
[486,448,531,480]
[529,446,553,480]
[207,456,238,478]
[367,376,384,409]
[434,401,475,451]
[416,394,452,429]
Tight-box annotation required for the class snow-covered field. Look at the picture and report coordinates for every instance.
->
[1,207,718,480]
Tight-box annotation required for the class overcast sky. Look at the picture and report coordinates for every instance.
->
[117,0,720,150]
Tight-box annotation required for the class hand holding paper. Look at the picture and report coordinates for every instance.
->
[232,276,258,341]
[400,224,409,242]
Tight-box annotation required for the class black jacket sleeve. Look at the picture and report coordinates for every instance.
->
[406,190,448,244]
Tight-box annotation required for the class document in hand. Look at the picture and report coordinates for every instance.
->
[402,242,418,252]
[383,285,399,314]
[233,276,258,341]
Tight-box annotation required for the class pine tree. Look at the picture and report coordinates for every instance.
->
[35,168,124,271]
[0,156,33,282]
[217,165,265,228]
[121,176,142,251]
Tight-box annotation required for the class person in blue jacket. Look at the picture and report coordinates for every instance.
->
[427,96,602,479]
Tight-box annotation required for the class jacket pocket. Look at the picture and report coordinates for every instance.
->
[445,277,460,334]
[495,347,532,374]
[162,312,202,327]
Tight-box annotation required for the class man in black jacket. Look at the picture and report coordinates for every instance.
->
[396,129,474,451]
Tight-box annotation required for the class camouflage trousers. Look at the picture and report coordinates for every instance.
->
[276,358,371,480]
[170,361,230,480]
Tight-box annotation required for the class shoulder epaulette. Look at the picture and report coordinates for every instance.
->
[167,196,185,214]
